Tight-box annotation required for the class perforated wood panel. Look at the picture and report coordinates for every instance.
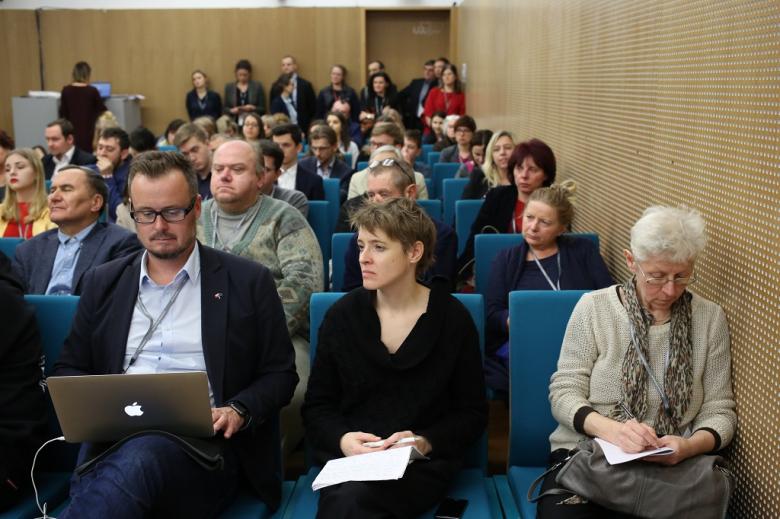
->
[458,1,779,517]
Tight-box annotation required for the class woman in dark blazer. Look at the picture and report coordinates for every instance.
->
[223,59,266,124]
[185,69,222,121]
[315,64,361,122]
[456,138,556,284]
[484,185,614,394]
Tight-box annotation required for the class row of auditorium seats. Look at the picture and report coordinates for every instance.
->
[2,288,587,518]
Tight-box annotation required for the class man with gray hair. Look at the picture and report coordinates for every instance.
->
[197,139,323,454]
[346,121,429,200]
[340,154,456,291]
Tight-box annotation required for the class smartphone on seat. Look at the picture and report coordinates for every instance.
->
[434,497,468,519]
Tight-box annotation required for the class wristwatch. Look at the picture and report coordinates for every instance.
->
[227,400,252,429]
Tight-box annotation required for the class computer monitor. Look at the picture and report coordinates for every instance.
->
[92,81,111,98]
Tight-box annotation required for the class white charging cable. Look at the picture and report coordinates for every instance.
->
[31,435,66,519]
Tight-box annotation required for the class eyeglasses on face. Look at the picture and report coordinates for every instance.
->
[130,197,196,224]
[636,262,697,286]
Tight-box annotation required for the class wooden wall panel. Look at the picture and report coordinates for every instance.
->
[458,1,779,517]
[36,8,365,134]
[0,11,42,138]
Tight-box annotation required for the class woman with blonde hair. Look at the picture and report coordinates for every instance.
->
[484,184,612,393]
[0,149,55,238]
[465,130,515,198]
[186,69,222,121]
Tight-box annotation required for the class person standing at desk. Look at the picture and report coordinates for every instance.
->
[59,61,106,153]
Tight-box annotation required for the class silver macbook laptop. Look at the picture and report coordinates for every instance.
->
[47,372,215,443]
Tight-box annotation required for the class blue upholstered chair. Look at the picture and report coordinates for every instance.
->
[473,233,600,295]
[426,151,441,168]
[356,161,369,172]
[421,144,434,163]
[306,201,332,289]
[289,293,500,518]
[0,237,23,259]
[493,290,590,519]
[322,178,341,231]
[0,296,80,519]
[442,178,469,225]
[431,163,460,199]
[417,199,442,220]
[330,233,354,292]
[455,200,484,256]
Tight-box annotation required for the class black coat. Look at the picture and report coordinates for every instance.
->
[43,148,97,179]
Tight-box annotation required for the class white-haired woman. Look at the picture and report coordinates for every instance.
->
[539,206,737,518]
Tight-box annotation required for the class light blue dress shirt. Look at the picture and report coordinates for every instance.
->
[124,246,213,404]
[46,222,97,295]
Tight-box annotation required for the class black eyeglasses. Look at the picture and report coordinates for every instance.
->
[368,158,415,184]
[130,197,196,224]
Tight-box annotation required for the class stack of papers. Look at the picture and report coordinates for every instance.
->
[594,438,674,465]
[312,446,427,491]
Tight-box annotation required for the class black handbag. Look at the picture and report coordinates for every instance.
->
[528,439,734,519]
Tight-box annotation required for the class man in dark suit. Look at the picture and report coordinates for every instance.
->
[270,123,324,200]
[298,124,352,203]
[42,119,96,179]
[269,55,317,135]
[399,60,437,130]
[13,165,140,295]
[52,151,298,517]
[95,127,132,222]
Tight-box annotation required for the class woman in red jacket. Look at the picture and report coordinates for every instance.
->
[422,64,466,135]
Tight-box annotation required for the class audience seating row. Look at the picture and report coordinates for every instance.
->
[4,286,591,517]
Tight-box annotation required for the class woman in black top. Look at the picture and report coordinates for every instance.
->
[302,198,487,518]
[359,71,399,117]
[315,64,361,122]
[223,59,266,125]
[185,70,222,121]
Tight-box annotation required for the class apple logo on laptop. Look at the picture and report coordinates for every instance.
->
[124,402,144,417]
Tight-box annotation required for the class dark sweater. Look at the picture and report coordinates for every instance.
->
[0,252,46,492]
[59,84,106,153]
[485,235,615,356]
[456,184,518,281]
[302,280,488,466]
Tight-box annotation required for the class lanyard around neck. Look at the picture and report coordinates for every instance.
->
[124,275,188,373]
[529,247,561,291]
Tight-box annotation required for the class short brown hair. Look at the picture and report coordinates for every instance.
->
[371,122,404,146]
[527,184,575,229]
[173,123,209,148]
[349,197,436,276]
[308,124,337,146]
[128,151,197,199]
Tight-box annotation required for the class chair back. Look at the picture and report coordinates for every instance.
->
[455,199,484,256]
[322,178,341,231]
[426,151,441,168]
[0,237,23,259]
[474,233,600,295]
[330,233,354,292]
[417,199,442,221]
[306,201,331,288]
[442,178,469,225]
[431,163,460,199]
[507,290,589,467]
[421,144,434,162]
[356,161,369,172]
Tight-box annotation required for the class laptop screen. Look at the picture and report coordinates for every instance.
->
[92,81,111,98]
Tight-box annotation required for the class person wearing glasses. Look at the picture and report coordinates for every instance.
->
[539,206,736,518]
[302,198,487,517]
[484,185,613,395]
[341,155,457,292]
[53,151,298,518]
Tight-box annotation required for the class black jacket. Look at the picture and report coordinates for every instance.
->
[43,148,97,179]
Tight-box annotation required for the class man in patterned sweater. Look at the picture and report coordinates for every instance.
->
[197,139,323,454]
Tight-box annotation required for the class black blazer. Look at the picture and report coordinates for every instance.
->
[315,85,361,122]
[399,78,435,130]
[43,148,97,179]
[12,222,141,295]
[270,76,317,133]
[298,156,352,203]
[186,89,223,121]
[456,184,518,280]
[52,244,299,508]
[293,161,325,201]
[223,80,266,117]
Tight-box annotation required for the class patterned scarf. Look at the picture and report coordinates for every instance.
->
[611,277,693,435]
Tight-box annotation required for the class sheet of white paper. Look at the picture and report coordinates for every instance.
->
[595,438,674,465]
[311,445,427,491]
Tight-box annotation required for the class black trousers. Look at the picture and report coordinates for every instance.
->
[317,458,459,519]
[536,449,635,519]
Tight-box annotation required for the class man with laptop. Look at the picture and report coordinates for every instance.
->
[51,151,298,517]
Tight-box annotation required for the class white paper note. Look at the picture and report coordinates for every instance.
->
[312,446,427,491]
[594,438,675,465]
